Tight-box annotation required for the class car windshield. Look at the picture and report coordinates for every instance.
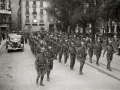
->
[8,34,21,42]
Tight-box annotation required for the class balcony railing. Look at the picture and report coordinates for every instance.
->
[0,10,11,14]
[25,20,30,25]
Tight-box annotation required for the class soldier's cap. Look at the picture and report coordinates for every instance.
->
[81,41,84,45]
[65,40,68,42]
[97,39,100,42]
[48,46,52,49]
[71,42,74,44]
[109,41,112,43]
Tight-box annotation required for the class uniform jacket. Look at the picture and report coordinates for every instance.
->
[103,45,115,56]
[77,46,87,61]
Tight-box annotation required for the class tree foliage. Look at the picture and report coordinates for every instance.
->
[46,0,120,42]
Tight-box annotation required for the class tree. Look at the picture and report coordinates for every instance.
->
[100,0,120,44]
[45,0,82,33]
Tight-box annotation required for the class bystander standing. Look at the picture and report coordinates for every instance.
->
[0,34,2,45]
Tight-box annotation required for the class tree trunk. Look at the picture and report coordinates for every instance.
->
[91,20,96,43]
[83,24,86,37]
[106,20,109,45]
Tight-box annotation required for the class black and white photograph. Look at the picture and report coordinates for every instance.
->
[0,0,120,90]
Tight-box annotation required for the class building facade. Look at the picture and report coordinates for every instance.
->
[21,0,54,32]
[0,0,12,33]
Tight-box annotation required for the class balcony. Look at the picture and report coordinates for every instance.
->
[39,24,44,26]
[0,10,11,14]
[25,20,30,25]
[32,12,37,15]
[32,5,37,8]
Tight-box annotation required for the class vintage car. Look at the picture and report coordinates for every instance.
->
[6,34,24,52]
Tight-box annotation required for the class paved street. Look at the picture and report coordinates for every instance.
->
[0,44,120,90]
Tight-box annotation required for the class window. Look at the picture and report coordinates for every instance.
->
[26,1,29,6]
[33,1,36,5]
[2,17,6,22]
[1,4,5,10]
[40,1,43,7]
[40,9,43,15]
[40,19,44,23]
[26,16,29,19]
[33,9,37,14]
[33,16,37,23]
[26,20,30,23]
[26,8,29,14]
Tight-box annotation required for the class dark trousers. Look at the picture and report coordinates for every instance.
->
[59,51,63,62]
[64,52,68,64]
[118,48,120,55]
[70,54,76,68]
[25,38,27,43]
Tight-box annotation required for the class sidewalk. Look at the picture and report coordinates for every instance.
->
[86,50,120,81]
[0,39,6,54]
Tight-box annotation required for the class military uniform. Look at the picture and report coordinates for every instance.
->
[57,41,63,62]
[69,42,77,69]
[103,43,115,71]
[63,40,69,65]
[87,40,94,63]
[45,46,55,81]
[77,44,87,75]
[94,41,102,65]
[35,48,47,86]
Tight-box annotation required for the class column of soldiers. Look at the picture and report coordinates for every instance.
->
[28,31,116,86]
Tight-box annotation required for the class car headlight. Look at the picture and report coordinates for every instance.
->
[21,44,23,46]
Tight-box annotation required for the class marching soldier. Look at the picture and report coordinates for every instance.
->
[87,38,94,63]
[103,41,115,71]
[69,42,77,70]
[75,37,81,48]
[53,38,58,59]
[57,40,63,63]
[63,40,69,65]
[77,42,87,75]
[35,47,48,86]
[94,39,102,66]
[45,46,56,81]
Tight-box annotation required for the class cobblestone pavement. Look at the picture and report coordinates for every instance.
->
[0,44,120,90]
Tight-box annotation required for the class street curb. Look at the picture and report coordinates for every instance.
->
[85,62,120,81]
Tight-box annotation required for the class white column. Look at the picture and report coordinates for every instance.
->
[114,24,117,33]
[108,26,111,33]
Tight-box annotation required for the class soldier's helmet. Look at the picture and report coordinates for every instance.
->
[109,41,112,44]
[81,41,85,45]
[40,47,46,52]
[48,46,52,50]
[97,39,100,42]
[71,42,74,45]
[65,39,68,42]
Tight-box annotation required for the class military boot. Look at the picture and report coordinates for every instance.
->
[40,76,45,86]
